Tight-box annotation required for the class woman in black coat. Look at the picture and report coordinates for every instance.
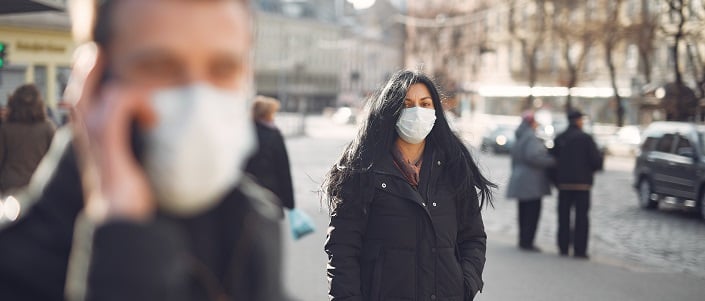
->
[323,70,495,301]
[245,96,296,216]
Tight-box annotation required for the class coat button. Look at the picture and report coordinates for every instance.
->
[432,202,437,207]
[381,183,387,188]
[437,160,441,166]
[431,294,437,300]
[422,202,426,207]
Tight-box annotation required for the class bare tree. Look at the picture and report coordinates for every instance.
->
[404,2,490,96]
[634,0,659,85]
[600,0,626,126]
[552,0,596,111]
[507,0,550,109]
[685,2,705,121]
[661,0,699,121]
[664,0,687,85]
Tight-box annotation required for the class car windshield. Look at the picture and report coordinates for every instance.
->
[699,131,705,154]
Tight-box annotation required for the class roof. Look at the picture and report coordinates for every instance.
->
[643,121,705,137]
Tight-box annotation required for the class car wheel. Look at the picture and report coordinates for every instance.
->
[638,179,658,209]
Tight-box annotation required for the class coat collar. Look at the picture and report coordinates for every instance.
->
[371,142,445,205]
[372,142,436,179]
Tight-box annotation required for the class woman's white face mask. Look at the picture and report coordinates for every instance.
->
[142,83,257,217]
[395,107,437,144]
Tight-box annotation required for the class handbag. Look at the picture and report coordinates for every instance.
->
[287,208,315,240]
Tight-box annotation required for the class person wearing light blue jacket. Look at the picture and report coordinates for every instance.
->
[506,112,556,252]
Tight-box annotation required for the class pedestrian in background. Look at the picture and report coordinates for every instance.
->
[324,70,495,301]
[0,84,56,196]
[506,111,555,252]
[0,105,7,124]
[0,0,286,300]
[550,110,603,259]
[246,95,296,216]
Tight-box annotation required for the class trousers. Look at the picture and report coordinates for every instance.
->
[557,190,590,256]
[518,199,542,248]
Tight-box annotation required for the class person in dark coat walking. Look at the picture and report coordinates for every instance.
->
[506,112,555,251]
[324,70,495,301]
[246,96,295,216]
[0,0,286,300]
[0,84,56,195]
[550,110,603,259]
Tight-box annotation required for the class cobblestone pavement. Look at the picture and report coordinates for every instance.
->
[477,150,705,278]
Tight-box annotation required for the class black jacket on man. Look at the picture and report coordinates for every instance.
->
[550,125,603,186]
[325,146,486,301]
[245,121,295,213]
[0,129,284,301]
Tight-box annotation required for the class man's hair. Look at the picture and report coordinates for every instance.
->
[252,96,280,121]
[7,84,48,124]
[70,0,252,46]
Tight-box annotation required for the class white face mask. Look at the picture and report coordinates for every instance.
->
[142,83,257,217]
[395,107,437,144]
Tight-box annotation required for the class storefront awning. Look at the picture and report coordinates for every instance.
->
[0,0,64,14]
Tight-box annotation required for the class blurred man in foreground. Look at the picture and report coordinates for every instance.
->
[0,0,285,300]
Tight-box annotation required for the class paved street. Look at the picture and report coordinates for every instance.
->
[279,115,705,300]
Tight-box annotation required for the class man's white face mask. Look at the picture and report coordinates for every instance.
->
[395,107,437,144]
[143,83,257,217]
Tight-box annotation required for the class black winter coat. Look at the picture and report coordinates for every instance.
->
[245,122,295,214]
[0,129,284,301]
[325,147,487,301]
[550,125,603,187]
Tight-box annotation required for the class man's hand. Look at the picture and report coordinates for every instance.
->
[66,43,157,223]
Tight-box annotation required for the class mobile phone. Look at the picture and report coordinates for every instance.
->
[100,67,146,165]
[130,121,146,165]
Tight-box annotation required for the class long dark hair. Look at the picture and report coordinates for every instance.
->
[323,70,495,213]
[7,84,48,124]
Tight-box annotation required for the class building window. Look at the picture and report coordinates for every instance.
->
[57,66,72,103]
[34,65,48,103]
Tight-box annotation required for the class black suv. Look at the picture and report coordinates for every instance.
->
[633,122,705,220]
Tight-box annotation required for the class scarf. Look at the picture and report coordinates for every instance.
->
[391,144,423,187]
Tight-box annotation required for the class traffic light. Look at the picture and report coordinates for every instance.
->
[0,42,7,69]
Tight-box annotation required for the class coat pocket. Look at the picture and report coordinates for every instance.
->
[437,247,464,298]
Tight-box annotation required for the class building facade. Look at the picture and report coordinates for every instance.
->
[1,0,405,116]
[0,7,72,108]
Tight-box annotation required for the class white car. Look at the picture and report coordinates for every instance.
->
[606,125,642,156]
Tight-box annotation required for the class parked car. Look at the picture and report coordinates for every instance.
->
[633,121,705,220]
[481,124,517,153]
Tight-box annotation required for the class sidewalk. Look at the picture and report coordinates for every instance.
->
[479,235,705,301]
[282,116,705,301]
